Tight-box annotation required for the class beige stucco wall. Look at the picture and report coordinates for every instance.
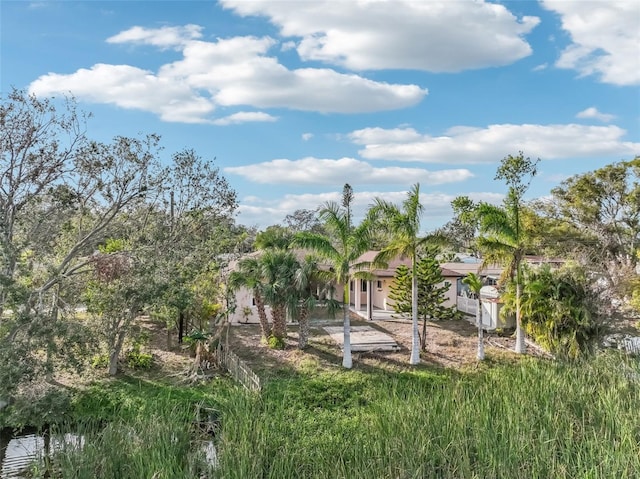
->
[227,286,273,324]
[442,276,458,308]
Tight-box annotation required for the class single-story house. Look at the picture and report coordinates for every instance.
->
[225,249,562,330]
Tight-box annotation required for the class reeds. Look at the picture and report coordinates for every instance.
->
[215,354,640,479]
[45,353,640,478]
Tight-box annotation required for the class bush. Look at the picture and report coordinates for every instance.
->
[125,349,153,369]
[502,265,599,358]
[1,382,71,430]
[91,353,109,369]
[125,343,153,369]
[267,335,286,350]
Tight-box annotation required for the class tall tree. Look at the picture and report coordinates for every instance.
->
[538,158,640,310]
[0,89,87,317]
[369,183,428,365]
[282,208,325,235]
[462,272,485,360]
[438,196,480,257]
[294,184,372,368]
[157,149,237,343]
[389,254,457,351]
[477,152,539,354]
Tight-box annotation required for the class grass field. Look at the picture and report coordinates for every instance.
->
[44,351,640,479]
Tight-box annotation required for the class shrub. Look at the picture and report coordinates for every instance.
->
[91,353,109,369]
[125,349,153,369]
[267,335,286,350]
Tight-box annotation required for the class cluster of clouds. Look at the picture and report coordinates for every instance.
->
[238,190,506,229]
[541,0,640,86]
[29,0,637,124]
[25,0,638,228]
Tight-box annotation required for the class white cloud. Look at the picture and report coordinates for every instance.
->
[221,0,539,72]
[350,124,640,163]
[29,29,427,122]
[212,111,277,126]
[532,63,548,72]
[575,107,615,123]
[301,133,313,141]
[348,127,423,145]
[224,157,473,185]
[107,25,203,49]
[542,1,640,86]
[28,63,216,124]
[236,190,503,229]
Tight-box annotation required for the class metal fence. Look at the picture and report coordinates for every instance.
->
[217,343,262,392]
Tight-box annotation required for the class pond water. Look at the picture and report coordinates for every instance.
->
[0,429,83,478]
[0,428,217,478]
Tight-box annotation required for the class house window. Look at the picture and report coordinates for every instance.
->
[361,281,367,292]
[377,280,382,290]
[252,298,256,306]
[350,281,353,291]
[444,281,451,288]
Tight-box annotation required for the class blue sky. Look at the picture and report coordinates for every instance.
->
[2,0,639,231]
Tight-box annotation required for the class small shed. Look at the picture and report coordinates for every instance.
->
[479,286,515,331]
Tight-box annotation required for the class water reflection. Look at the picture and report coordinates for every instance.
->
[0,430,83,478]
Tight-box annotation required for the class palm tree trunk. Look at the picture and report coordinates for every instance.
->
[410,262,420,365]
[271,305,287,342]
[476,299,485,360]
[298,306,310,349]
[515,281,526,353]
[253,290,271,340]
[342,284,352,368]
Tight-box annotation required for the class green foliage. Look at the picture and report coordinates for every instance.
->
[6,354,640,478]
[388,264,411,315]
[541,158,640,307]
[91,353,109,369]
[216,354,640,479]
[267,334,286,350]
[98,238,127,254]
[125,347,153,369]
[389,256,457,321]
[438,196,480,255]
[502,265,598,358]
[1,382,71,430]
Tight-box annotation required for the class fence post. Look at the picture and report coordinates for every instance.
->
[217,343,261,391]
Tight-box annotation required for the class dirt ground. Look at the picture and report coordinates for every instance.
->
[220,315,538,378]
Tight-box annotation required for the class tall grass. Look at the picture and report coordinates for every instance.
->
[215,354,640,479]
[41,376,238,479]
[38,353,640,479]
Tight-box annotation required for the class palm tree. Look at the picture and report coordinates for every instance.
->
[478,152,538,354]
[259,249,300,348]
[462,272,485,360]
[294,257,316,350]
[293,184,372,368]
[228,255,271,342]
[476,190,530,353]
[368,183,427,365]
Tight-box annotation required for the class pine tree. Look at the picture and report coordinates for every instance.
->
[389,256,457,350]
